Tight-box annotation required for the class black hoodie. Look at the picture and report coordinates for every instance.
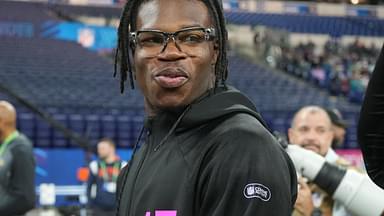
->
[116,86,297,216]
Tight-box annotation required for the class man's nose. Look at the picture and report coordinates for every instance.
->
[305,130,319,141]
[158,39,187,59]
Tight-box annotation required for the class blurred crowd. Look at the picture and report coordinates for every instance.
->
[266,38,380,103]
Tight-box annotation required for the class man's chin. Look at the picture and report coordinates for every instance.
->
[153,97,189,112]
[157,104,188,114]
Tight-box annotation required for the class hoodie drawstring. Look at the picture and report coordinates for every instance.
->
[154,105,191,152]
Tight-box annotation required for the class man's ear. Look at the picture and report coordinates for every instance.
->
[287,128,293,143]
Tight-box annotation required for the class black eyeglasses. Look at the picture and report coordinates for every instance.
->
[129,27,216,57]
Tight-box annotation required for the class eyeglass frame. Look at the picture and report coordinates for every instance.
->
[129,27,216,55]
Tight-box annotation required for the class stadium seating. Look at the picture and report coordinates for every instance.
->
[226,11,384,37]
[0,1,363,149]
[47,3,384,37]
[0,35,360,148]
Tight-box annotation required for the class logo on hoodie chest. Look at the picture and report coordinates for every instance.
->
[243,183,271,201]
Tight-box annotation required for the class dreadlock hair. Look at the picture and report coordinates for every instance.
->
[114,0,229,93]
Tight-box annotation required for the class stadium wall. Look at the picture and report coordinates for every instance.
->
[27,0,383,18]
[237,0,381,17]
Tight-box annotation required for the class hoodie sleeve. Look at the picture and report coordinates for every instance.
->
[358,44,384,189]
[197,122,297,216]
[0,142,35,215]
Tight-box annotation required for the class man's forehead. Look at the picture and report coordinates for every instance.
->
[0,106,10,118]
[295,122,329,129]
[136,0,211,30]
[137,0,159,27]
[99,141,111,146]
[0,101,15,112]
[294,112,332,128]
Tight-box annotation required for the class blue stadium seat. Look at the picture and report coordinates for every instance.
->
[35,118,52,148]
[68,114,85,147]
[17,112,35,141]
[101,115,116,139]
[117,115,132,148]
[85,115,101,141]
[52,114,68,147]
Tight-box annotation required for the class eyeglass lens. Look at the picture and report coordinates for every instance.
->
[135,28,211,56]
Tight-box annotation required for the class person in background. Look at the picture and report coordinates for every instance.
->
[87,138,126,216]
[288,106,352,216]
[358,44,384,190]
[0,100,35,215]
[325,108,347,149]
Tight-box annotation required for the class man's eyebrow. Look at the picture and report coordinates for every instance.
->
[179,24,203,29]
[296,125,307,129]
[139,24,204,31]
[316,126,329,130]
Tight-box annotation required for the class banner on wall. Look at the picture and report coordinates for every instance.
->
[223,0,239,10]
[41,21,117,51]
[284,2,317,14]
[346,6,377,17]
[34,148,132,186]
[34,148,131,206]
[0,21,34,38]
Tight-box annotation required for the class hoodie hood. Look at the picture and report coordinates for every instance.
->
[141,85,270,151]
[177,86,268,131]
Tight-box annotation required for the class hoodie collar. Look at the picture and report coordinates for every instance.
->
[142,86,269,151]
[177,86,268,132]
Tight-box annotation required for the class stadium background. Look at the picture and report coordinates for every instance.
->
[0,0,383,213]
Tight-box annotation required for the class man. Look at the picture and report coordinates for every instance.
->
[288,106,351,216]
[87,138,126,216]
[114,0,297,215]
[0,101,35,215]
[325,108,347,149]
[358,44,384,189]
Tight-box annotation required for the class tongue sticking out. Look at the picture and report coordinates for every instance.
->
[155,75,188,88]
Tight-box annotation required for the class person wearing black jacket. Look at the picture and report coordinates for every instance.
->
[87,138,127,216]
[114,0,297,215]
[358,44,384,189]
[0,101,35,215]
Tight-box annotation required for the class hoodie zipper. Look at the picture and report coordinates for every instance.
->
[153,106,191,152]
[127,129,151,216]
[126,106,190,215]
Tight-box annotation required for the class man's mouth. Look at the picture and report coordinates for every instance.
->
[154,68,189,89]
[302,144,320,153]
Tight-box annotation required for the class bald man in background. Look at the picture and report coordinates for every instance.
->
[0,101,35,215]
[288,106,353,216]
